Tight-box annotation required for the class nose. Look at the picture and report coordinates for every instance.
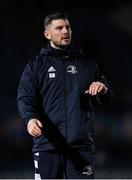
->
[62,27,68,33]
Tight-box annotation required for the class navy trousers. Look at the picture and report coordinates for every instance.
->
[33,149,95,179]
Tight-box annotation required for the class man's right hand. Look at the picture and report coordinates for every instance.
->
[27,119,43,137]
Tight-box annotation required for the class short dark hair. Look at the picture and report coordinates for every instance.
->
[44,12,68,29]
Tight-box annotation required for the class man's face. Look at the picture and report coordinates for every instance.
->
[44,19,72,49]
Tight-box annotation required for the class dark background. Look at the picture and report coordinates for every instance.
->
[0,0,132,178]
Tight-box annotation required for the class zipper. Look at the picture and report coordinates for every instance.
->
[62,59,68,140]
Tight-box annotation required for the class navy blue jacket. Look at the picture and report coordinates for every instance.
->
[17,44,112,153]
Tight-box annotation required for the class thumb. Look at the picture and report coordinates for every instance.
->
[85,90,89,94]
[36,120,43,128]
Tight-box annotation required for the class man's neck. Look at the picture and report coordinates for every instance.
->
[50,42,66,50]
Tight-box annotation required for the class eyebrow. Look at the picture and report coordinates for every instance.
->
[55,25,70,29]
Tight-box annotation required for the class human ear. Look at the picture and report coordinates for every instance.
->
[44,30,51,40]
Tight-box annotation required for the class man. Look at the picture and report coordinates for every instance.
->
[17,12,113,179]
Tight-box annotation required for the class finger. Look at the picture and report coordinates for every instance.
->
[85,90,89,94]
[30,131,40,137]
[33,125,42,134]
[92,84,99,95]
[28,130,37,137]
[31,120,42,132]
[93,83,103,95]
[28,124,42,136]
[97,84,104,93]
[33,128,42,136]
[28,128,36,137]
[35,121,43,135]
[98,84,108,94]
[36,120,43,128]
[89,82,98,95]
[28,128,42,137]
[91,82,104,95]
[89,82,95,95]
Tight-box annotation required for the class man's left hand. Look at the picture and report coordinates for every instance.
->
[85,81,108,96]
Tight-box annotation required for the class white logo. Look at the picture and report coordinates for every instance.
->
[49,73,55,78]
[82,165,93,176]
[48,66,56,72]
[48,66,56,78]
[67,65,77,74]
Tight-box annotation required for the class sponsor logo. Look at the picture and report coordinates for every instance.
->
[48,66,56,78]
[48,66,56,72]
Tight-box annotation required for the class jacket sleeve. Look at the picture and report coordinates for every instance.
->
[17,59,41,125]
[95,63,114,107]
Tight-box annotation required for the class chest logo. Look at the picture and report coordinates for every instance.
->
[67,65,77,74]
[48,66,56,78]
[48,66,56,72]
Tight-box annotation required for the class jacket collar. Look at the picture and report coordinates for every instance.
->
[40,43,82,58]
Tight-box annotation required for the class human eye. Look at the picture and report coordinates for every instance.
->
[55,26,63,30]
[66,25,70,30]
